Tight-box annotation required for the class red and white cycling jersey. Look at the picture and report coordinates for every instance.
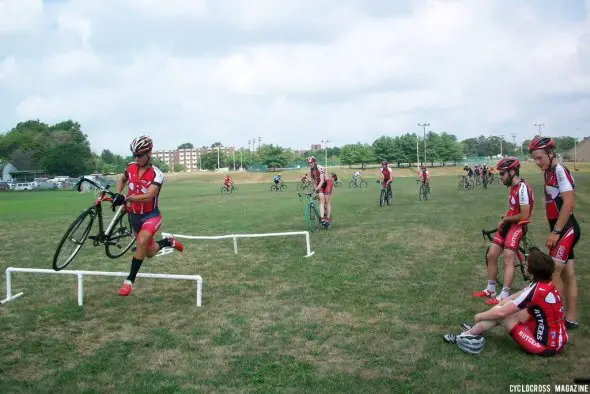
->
[505,180,534,219]
[512,281,567,351]
[544,164,574,221]
[124,163,164,214]
[380,166,392,180]
[308,164,327,186]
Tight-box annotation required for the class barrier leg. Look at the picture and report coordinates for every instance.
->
[77,273,84,306]
[305,232,315,257]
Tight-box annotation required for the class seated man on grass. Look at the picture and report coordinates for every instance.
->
[443,247,568,356]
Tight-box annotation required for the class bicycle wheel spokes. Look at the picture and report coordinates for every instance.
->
[379,189,385,207]
[105,211,135,259]
[53,209,95,271]
[387,190,393,205]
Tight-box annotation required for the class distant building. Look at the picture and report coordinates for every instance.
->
[563,137,590,163]
[0,162,18,182]
[152,146,236,171]
[310,144,322,150]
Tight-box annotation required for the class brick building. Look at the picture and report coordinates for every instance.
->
[152,146,236,171]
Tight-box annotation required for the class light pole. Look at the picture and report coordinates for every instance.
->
[321,140,330,167]
[416,137,420,169]
[534,122,545,136]
[232,146,236,170]
[217,145,220,170]
[417,123,430,164]
[240,148,243,170]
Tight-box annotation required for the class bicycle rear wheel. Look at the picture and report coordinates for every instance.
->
[270,185,278,192]
[105,210,135,259]
[221,187,229,194]
[53,208,95,271]
[304,203,321,233]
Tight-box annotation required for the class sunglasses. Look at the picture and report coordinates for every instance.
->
[499,171,507,176]
[133,152,147,158]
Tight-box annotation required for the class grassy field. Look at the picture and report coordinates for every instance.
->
[0,164,588,393]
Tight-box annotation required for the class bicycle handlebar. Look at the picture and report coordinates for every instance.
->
[75,176,115,195]
[481,228,498,241]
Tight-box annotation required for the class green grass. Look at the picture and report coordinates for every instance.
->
[0,170,589,393]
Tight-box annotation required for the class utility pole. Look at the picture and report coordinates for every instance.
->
[258,136,262,151]
[417,123,430,164]
[217,145,220,170]
[232,146,235,170]
[416,137,420,170]
[321,140,330,167]
[240,148,243,170]
[534,122,546,136]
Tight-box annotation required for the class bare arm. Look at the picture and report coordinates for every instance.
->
[127,184,160,203]
[553,190,574,231]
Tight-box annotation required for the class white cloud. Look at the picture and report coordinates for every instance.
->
[0,0,44,34]
[1,0,590,155]
[0,57,16,80]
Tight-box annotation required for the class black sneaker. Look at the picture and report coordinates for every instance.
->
[565,320,579,330]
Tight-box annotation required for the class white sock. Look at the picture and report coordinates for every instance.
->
[499,287,510,299]
[486,280,496,293]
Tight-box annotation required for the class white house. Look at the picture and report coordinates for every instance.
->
[0,162,18,182]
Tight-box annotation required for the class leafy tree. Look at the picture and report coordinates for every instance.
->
[151,158,169,173]
[339,143,375,168]
[258,144,288,170]
[200,150,227,170]
[178,142,194,149]
[43,143,93,176]
[173,164,186,172]
[372,136,399,163]
[211,142,222,148]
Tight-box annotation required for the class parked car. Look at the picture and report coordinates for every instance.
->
[14,182,39,191]
[0,182,10,191]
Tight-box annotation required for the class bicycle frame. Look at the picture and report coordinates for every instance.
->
[77,177,129,245]
[481,225,531,286]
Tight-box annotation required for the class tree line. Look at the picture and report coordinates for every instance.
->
[0,119,581,176]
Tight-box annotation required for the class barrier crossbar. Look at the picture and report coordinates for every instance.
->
[157,231,315,258]
[0,267,202,307]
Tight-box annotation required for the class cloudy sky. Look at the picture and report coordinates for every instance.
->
[1,0,589,155]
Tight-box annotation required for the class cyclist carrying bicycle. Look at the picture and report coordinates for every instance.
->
[529,136,580,329]
[307,156,333,226]
[111,135,184,297]
[473,157,533,305]
[379,160,393,192]
[223,174,233,191]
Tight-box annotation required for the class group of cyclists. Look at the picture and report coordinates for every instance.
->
[108,134,581,360]
[444,136,580,357]
[462,163,497,188]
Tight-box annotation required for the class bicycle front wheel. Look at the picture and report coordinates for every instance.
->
[105,210,135,259]
[360,180,368,188]
[304,203,321,233]
[379,189,385,207]
[231,186,238,193]
[419,185,425,201]
[280,184,288,192]
[53,208,95,271]
[386,189,393,205]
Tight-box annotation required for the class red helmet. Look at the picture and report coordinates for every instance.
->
[528,136,555,152]
[496,156,520,171]
[381,160,388,166]
[307,156,316,164]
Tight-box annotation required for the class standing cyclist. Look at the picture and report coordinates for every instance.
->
[473,157,533,305]
[528,136,580,329]
[307,156,333,226]
[111,135,184,297]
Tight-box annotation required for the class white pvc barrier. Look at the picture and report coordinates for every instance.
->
[156,231,315,258]
[0,267,203,307]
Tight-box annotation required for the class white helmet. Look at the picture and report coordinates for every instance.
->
[457,334,485,355]
[130,135,153,155]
